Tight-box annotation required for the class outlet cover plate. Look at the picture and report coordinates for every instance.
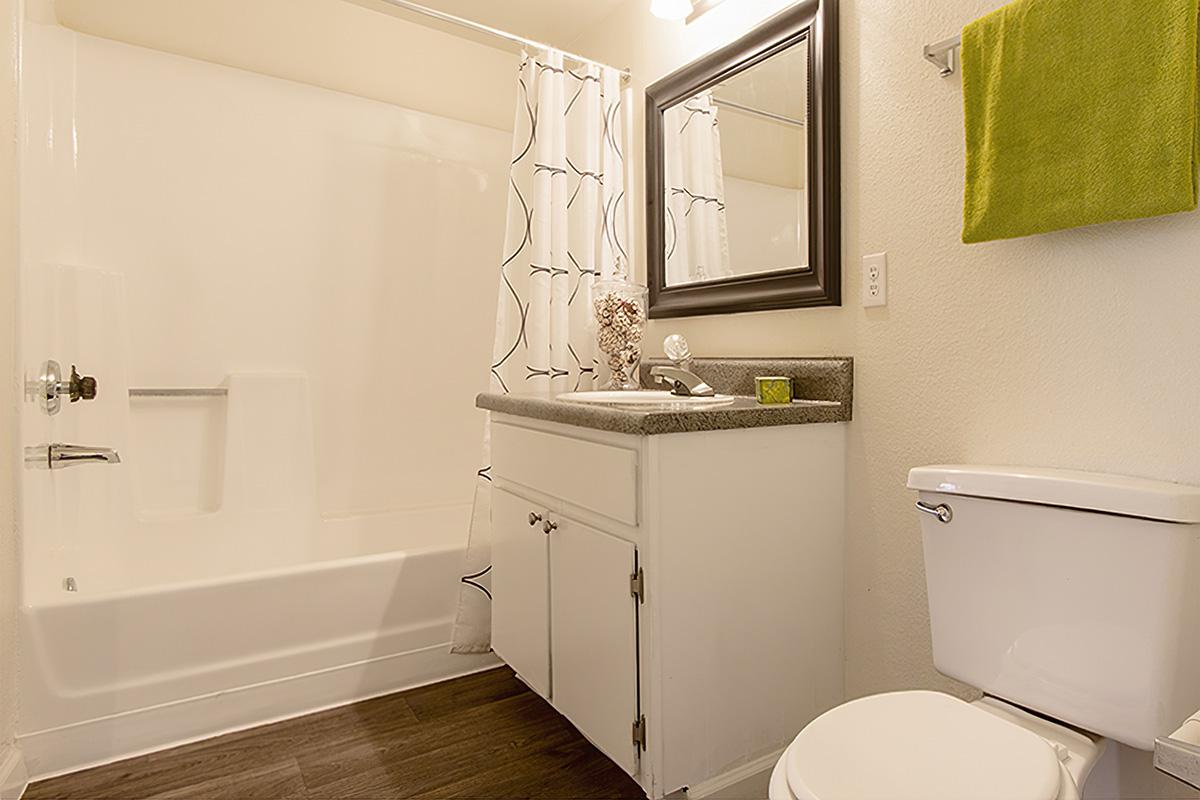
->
[862,252,887,308]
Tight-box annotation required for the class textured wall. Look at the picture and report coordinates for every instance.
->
[576,1,1200,796]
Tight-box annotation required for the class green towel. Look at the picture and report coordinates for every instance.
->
[961,0,1200,244]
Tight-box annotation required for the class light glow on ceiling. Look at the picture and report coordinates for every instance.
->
[651,0,727,24]
[650,0,692,21]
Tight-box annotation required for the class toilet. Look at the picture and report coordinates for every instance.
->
[770,465,1200,800]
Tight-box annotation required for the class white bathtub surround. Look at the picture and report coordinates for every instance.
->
[20,22,508,521]
[453,49,635,653]
[723,176,806,274]
[18,23,507,778]
[663,90,732,285]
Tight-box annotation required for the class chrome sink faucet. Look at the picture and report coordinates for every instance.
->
[650,335,716,398]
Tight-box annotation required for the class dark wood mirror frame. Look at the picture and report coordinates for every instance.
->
[645,0,839,318]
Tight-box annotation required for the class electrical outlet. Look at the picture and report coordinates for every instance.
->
[862,252,887,308]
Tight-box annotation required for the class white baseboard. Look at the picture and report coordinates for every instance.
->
[686,749,782,800]
[0,745,28,800]
[18,643,499,781]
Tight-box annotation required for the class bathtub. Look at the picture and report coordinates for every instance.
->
[17,504,498,779]
[16,22,509,781]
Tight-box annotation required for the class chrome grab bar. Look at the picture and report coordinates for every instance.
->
[915,500,953,524]
[25,443,122,470]
[129,387,227,397]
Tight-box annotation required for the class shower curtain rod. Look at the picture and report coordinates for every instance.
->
[711,95,804,128]
[372,0,632,79]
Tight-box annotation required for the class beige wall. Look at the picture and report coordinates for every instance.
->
[53,0,517,131]
[576,1,1200,796]
[0,0,19,768]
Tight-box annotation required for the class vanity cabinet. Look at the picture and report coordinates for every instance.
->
[488,413,847,799]
[492,487,640,775]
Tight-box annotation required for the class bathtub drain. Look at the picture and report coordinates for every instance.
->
[62,576,77,592]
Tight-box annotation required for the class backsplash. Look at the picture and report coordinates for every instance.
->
[640,357,854,411]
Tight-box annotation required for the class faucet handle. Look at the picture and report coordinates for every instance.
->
[34,360,98,415]
[649,365,717,398]
[69,365,97,402]
[663,334,692,367]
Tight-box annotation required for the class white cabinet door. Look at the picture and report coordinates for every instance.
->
[491,488,551,698]
[550,515,639,776]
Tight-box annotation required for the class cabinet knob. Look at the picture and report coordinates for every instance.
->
[542,519,558,534]
[528,512,543,527]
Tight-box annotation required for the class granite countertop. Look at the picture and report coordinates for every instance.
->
[476,357,853,436]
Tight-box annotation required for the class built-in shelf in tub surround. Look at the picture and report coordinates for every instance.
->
[476,357,853,435]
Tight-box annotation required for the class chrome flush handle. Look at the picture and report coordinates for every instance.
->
[915,500,953,524]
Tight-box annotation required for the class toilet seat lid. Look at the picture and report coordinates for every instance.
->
[785,691,1063,800]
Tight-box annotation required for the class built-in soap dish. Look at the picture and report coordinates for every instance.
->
[129,384,229,516]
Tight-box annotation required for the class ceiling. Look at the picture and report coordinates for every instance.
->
[348,0,630,52]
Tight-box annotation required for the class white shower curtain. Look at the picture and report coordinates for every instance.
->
[451,50,634,653]
[664,90,731,284]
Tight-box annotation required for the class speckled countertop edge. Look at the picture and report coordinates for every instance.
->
[477,357,853,436]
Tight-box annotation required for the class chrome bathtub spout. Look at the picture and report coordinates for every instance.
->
[25,443,122,470]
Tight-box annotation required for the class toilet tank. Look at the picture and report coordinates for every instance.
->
[908,466,1200,751]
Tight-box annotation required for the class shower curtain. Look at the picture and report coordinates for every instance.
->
[664,90,732,284]
[451,50,634,653]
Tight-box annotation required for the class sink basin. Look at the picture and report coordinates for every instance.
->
[556,390,736,409]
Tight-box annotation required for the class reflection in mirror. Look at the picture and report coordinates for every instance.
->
[663,37,809,287]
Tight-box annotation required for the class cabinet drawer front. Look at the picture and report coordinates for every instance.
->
[492,423,639,526]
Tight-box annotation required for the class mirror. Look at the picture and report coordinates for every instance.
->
[664,38,809,286]
[646,0,839,317]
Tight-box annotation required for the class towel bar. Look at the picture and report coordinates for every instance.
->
[923,34,962,76]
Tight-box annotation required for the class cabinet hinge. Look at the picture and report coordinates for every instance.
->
[630,567,645,604]
[632,715,647,750]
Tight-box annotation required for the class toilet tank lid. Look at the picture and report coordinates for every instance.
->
[907,465,1200,523]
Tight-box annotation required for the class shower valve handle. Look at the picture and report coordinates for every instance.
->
[69,365,98,403]
[34,360,99,416]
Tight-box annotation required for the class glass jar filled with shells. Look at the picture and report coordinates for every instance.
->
[592,278,648,391]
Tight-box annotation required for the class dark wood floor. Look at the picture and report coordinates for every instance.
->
[27,667,646,800]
